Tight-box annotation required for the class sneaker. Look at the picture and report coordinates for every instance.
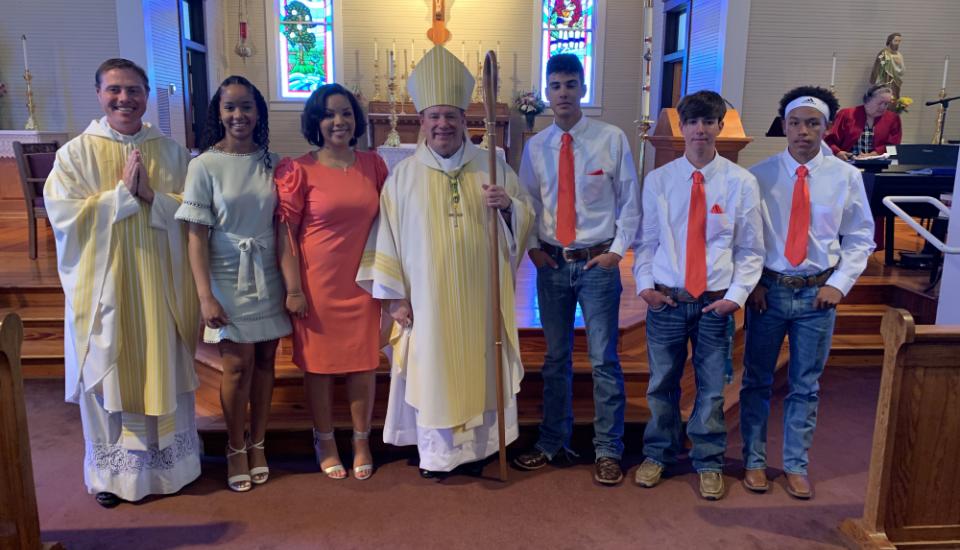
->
[634,458,664,488]
[699,472,726,500]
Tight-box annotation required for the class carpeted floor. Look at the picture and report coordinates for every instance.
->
[26,366,879,550]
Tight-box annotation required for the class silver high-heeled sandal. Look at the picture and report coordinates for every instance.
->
[352,430,374,481]
[226,444,252,492]
[246,438,269,485]
[313,429,346,479]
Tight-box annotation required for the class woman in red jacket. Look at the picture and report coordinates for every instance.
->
[825,85,902,160]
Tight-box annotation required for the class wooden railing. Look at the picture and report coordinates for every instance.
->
[840,308,960,549]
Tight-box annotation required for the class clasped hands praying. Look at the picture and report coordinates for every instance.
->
[122,149,155,203]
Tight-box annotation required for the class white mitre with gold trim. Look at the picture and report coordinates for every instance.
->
[407,45,475,112]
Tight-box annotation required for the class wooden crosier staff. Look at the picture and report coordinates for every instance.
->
[482,50,508,482]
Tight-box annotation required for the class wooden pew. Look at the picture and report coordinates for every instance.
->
[0,313,40,550]
[840,308,960,549]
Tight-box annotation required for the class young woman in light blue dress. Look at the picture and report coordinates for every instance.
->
[176,76,291,492]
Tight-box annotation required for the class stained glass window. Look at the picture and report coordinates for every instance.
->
[540,0,596,104]
[277,0,334,99]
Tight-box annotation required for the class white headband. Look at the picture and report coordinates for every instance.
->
[785,96,830,120]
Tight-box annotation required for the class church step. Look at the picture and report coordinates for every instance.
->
[20,338,66,379]
[0,287,65,309]
[826,334,884,367]
[834,304,888,334]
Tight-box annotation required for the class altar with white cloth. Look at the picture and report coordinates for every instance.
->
[377,143,505,172]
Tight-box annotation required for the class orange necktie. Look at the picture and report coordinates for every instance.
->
[685,170,707,298]
[785,165,811,266]
[556,132,576,246]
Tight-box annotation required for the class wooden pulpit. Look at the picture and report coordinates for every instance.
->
[840,308,960,549]
[647,108,752,169]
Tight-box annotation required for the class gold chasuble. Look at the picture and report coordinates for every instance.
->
[45,119,199,427]
[358,141,534,429]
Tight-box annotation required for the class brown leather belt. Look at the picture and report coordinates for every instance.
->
[539,239,613,263]
[761,267,835,289]
[654,284,726,303]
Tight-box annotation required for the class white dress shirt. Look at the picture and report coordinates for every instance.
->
[633,153,764,307]
[749,149,876,296]
[519,116,640,257]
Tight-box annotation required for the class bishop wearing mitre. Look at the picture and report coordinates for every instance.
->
[357,45,535,477]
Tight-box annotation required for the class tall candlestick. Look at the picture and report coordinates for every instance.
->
[640,1,653,119]
[21,35,30,72]
[942,56,950,90]
[374,39,379,62]
[830,52,837,88]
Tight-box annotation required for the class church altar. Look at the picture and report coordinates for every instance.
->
[377,143,505,171]
[366,100,511,155]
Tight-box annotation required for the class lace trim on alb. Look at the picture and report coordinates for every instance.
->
[86,431,199,474]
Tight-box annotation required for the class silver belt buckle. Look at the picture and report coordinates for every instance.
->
[562,248,577,262]
[781,275,805,289]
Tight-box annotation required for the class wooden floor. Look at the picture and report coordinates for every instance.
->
[0,215,942,450]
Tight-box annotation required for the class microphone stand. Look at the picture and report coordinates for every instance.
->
[926,92,959,145]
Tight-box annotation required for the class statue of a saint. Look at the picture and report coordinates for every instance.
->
[871,33,905,98]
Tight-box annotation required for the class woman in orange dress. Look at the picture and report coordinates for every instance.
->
[275,84,387,480]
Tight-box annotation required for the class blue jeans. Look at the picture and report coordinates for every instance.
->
[643,296,731,473]
[740,280,836,475]
[535,257,625,461]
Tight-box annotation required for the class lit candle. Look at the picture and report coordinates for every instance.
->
[477,40,482,67]
[404,49,409,73]
[830,52,837,87]
[388,50,395,79]
[497,41,501,60]
[462,41,466,61]
[943,56,950,90]
[411,39,416,63]
[21,35,29,73]
[374,39,379,62]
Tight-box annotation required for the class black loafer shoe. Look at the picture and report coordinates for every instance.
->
[461,461,485,477]
[419,468,447,480]
[96,492,122,508]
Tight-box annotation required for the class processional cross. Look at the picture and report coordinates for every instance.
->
[427,0,452,45]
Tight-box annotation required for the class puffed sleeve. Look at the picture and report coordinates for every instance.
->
[275,157,306,227]
[174,156,216,226]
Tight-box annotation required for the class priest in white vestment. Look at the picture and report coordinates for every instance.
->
[357,45,535,475]
[44,59,201,506]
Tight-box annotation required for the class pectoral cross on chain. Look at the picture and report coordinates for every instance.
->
[447,173,464,228]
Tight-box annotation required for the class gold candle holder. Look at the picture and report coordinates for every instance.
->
[384,78,402,147]
[372,57,382,101]
[23,69,38,131]
[474,60,483,104]
[932,88,947,145]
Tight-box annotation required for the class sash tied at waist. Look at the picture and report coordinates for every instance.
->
[223,230,271,300]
